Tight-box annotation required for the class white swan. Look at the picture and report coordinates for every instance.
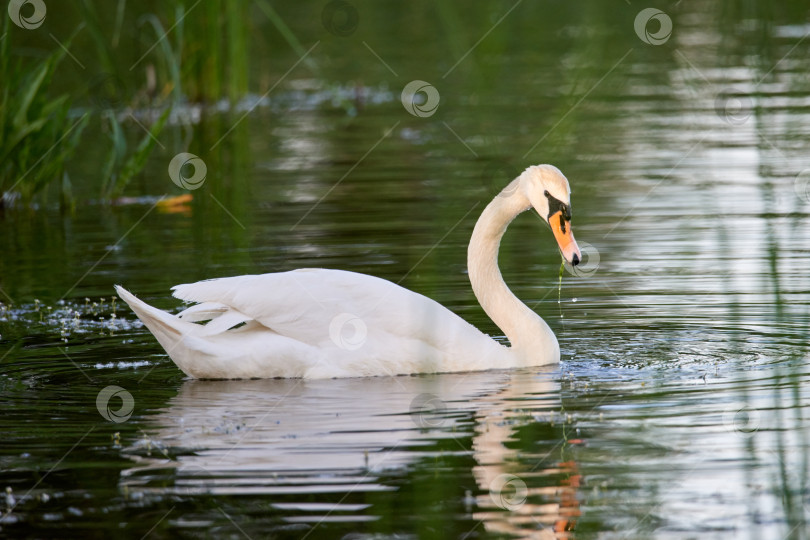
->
[115,164,582,379]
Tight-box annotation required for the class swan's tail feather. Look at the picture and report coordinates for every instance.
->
[117,283,317,379]
[114,285,201,364]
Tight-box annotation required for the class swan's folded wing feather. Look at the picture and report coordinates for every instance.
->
[195,309,255,336]
[170,269,477,351]
[174,300,258,336]
[177,302,229,322]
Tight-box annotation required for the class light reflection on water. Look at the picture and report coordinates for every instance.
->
[110,358,810,539]
[121,370,575,537]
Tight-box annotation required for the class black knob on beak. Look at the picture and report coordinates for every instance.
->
[571,253,580,266]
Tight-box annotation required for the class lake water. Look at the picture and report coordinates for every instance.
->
[1,1,810,538]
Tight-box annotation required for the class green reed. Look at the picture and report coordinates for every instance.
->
[101,108,171,200]
[1,4,174,209]
[136,0,252,104]
[0,19,89,208]
[137,0,311,103]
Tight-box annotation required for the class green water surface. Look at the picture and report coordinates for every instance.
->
[1,1,810,538]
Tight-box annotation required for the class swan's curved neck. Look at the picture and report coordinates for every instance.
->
[467,179,559,361]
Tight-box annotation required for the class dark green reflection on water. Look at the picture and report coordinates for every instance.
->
[2,1,810,538]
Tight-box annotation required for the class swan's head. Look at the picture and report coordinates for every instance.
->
[519,164,582,266]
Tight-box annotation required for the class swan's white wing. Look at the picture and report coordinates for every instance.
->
[176,302,229,321]
[170,269,509,376]
[171,269,464,348]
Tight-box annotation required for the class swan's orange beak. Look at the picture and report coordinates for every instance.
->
[549,211,582,266]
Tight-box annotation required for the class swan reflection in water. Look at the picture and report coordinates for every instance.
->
[121,369,581,538]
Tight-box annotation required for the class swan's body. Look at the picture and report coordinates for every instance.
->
[117,269,514,378]
[116,165,582,379]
